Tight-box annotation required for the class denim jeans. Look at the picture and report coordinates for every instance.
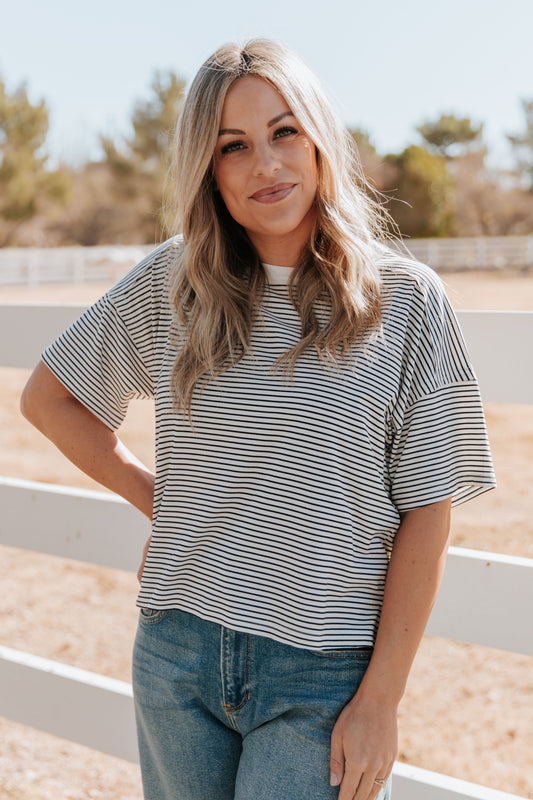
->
[132,608,392,800]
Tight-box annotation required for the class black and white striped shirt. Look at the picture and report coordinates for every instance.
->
[42,238,496,649]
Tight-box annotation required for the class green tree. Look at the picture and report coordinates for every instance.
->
[383,145,455,237]
[346,126,396,202]
[417,114,483,158]
[0,77,70,245]
[507,98,533,190]
[100,70,185,241]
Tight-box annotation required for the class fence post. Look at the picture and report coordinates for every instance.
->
[477,237,488,269]
[27,249,40,286]
[72,248,85,283]
[526,236,533,268]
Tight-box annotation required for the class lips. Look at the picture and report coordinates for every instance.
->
[250,183,295,203]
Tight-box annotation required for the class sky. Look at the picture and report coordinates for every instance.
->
[1,0,532,168]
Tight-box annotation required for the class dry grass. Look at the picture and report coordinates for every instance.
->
[1,270,532,799]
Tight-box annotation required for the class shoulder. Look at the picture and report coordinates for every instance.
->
[374,243,453,332]
[107,236,183,312]
[376,243,445,301]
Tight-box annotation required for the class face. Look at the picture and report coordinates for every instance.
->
[213,75,318,267]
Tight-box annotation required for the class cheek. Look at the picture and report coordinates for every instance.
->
[214,164,242,207]
[213,168,247,226]
[303,158,318,195]
[298,143,318,187]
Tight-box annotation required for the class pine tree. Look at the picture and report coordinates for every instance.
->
[384,145,455,237]
[0,77,70,245]
[417,114,483,158]
[100,70,186,241]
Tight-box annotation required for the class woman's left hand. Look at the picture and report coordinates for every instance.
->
[330,692,397,800]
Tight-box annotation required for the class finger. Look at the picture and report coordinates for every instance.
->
[329,734,345,787]
[370,760,393,798]
[371,778,389,800]
[354,770,388,800]
[337,769,363,800]
[137,537,151,582]
[351,771,378,800]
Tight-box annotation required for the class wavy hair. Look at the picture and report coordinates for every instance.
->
[165,38,394,418]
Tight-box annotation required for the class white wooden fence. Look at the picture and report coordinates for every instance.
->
[1,301,532,800]
[0,236,532,287]
[402,235,533,272]
[0,245,152,286]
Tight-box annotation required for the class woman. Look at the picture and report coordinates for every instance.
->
[21,39,495,800]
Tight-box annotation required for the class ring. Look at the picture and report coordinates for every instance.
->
[374,778,387,786]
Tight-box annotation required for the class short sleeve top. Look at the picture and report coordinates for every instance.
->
[41,238,496,649]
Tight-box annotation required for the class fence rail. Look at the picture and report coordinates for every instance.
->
[2,304,532,404]
[401,235,533,272]
[0,245,152,286]
[1,302,532,799]
[0,236,532,288]
[1,477,531,657]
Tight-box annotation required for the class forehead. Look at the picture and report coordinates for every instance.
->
[220,75,291,123]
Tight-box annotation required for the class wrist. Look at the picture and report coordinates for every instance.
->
[353,669,406,710]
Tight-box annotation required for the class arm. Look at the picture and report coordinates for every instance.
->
[20,361,155,521]
[330,497,452,800]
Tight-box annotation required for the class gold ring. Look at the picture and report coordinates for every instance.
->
[374,778,387,786]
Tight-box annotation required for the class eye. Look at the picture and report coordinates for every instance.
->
[274,125,298,139]
[220,140,245,155]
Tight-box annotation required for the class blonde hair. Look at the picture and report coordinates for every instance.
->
[165,38,392,418]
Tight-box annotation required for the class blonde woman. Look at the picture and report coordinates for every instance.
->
[21,39,495,800]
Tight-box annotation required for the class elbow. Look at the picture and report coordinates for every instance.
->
[20,373,43,428]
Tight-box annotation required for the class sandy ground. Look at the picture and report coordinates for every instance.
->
[0,269,532,799]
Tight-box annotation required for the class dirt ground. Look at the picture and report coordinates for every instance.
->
[0,269,532,799]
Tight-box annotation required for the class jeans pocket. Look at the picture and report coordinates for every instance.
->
[139,607,169,625]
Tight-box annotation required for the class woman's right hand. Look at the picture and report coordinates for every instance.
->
[137,536,152,583]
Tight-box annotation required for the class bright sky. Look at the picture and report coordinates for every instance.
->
[1,0,532,167]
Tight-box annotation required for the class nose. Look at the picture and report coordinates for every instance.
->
[253,141,281,177]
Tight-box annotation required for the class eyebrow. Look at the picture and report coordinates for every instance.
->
[218,111,294,137]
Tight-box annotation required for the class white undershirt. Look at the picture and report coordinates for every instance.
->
[263,263,293,284]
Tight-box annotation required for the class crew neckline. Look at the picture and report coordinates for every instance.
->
[263,263,294,285]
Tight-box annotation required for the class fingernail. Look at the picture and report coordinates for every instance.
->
[330,773,341,786]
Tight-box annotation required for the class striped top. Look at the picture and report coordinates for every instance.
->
[42,238,496,650]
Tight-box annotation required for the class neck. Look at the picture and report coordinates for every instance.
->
[246,206,315,267]
[249,235,303,268]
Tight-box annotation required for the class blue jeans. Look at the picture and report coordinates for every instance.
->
[132,608,392,800]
